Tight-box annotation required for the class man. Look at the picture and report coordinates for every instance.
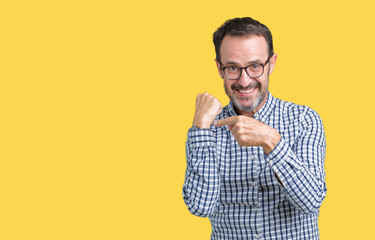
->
[182,17,327,240]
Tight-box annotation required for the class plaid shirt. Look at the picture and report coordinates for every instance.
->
[183,92,327,240]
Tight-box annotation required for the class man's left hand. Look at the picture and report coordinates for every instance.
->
[214,116,281,155]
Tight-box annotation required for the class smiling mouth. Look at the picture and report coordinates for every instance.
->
[238,88,256,94]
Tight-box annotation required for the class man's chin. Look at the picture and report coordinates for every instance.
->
[232,98,257,112]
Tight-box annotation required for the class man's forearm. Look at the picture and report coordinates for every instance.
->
[265,109,327,214]
[182,128,220,217]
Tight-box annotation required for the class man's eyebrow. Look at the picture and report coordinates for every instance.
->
[224,61,239,65]
[223,59,263,65]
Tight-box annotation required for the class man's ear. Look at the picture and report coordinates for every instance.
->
[269,53,277,75]
[215,60,224,79]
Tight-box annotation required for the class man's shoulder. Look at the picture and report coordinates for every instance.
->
[273,96,309,115]
[272,96,323,126]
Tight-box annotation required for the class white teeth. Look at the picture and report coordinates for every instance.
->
[239,88,255,94]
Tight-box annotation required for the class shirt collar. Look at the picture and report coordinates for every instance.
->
[254,91,275,122]
[227,91,276,122]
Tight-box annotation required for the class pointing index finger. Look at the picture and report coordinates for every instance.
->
[214,116,239,127]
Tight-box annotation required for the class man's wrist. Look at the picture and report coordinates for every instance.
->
[193,119,212,129]
[193,125,211,129]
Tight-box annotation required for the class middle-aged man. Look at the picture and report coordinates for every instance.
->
[182,17,327,240]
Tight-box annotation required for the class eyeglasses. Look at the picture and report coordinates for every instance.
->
[220,55,271,80]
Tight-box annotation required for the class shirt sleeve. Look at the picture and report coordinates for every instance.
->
[182,127,220,217]
[266,108,327,214]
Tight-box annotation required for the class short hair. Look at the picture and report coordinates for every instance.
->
[213,17,274,62]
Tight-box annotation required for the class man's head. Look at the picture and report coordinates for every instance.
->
[213,17,277,116]
[213,17,274,63]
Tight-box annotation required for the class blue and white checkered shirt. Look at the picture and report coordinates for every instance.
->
[183,92,327,240]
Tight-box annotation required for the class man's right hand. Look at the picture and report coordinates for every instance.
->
[193,92,223,129]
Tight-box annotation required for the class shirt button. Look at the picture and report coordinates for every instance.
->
[251,182,257,187]
[269,160,274,165]
[255,234,261,239]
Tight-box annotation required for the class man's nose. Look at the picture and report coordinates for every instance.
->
[238,69,252,87]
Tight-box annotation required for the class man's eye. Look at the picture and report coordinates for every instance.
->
[227,66,238,71]
[248,64,261,71]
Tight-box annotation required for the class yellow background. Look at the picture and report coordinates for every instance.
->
[1,0,374,239]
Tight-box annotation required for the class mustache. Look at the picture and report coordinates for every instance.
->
[231,81,260,90]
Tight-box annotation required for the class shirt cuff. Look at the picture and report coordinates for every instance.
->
[187,127,215,148]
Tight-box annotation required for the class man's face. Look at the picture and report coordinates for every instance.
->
[216,35,277,115]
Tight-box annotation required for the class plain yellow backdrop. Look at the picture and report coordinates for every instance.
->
[1,0,375,239]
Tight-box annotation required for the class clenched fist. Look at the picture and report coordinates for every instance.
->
[193,92,223,129]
